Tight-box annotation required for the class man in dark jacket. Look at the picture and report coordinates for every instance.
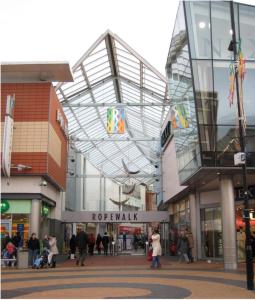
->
[102,232,110,256]
[28,233,40,267]
[75,229,88,266]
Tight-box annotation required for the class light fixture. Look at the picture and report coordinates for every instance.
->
[199,22,206,29]
[217,172,220,175]
[229,29,233,35]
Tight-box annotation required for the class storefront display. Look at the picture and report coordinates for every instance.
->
[1,200,31,248]
[235,205,255,261]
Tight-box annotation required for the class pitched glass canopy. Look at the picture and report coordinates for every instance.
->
[55,30,169,186]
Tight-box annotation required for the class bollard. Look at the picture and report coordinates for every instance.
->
[145,241,149,256]
[112,241,115,256]
[17,249,29,269]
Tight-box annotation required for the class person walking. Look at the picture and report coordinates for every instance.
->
[96,233,102,255]
[75,229,88,266]
[88,233,95,256]
[69,234,76,260]
[177,231,190,263]
[185,228,194,263]
[28,233,40,267]
[102,232,109,256]
[48,235,59,267]
[12,232,22,249]
[123,232,127,250]
[150,229,162,269]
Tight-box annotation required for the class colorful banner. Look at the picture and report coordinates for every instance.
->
[171,104,189,129]
[107,108,125,134]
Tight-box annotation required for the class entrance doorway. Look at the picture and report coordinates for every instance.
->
[201,207,223,259]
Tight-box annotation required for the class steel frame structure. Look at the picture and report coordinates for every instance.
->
[56,30,168,185]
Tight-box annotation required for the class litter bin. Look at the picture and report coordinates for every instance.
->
[17,249,29,269]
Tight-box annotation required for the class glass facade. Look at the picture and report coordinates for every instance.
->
[166,1,255,183]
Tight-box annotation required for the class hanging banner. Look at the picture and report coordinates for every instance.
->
[107,108,125,134]
[2,95,15,177]
[171,104,189,129]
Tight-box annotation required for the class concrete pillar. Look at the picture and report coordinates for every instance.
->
[30,199,41,237]
[189,193,198,261]
[220,176,237,270]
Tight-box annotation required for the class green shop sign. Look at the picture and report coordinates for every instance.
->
[41,205,50,217]
[1,200,10,213]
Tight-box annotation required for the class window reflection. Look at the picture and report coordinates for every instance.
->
[239,4,255,60]
[185,1,211,59]
[211,1,233,59]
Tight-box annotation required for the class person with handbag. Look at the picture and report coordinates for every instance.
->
[96,233,102,255]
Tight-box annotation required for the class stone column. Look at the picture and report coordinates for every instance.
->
[189,193,198,261]
[30,199,41,237]
[220,176,237,270]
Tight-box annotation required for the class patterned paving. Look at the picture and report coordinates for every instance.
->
[1,257,255,299]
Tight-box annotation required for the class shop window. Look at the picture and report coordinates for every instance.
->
[12,214,30,248]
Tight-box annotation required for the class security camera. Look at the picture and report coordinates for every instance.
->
[70,158,75,163]
[40,180,47,186]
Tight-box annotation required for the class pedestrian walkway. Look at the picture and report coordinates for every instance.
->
[1,256,255,299]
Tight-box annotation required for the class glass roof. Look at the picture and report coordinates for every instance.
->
[56,30,169,186]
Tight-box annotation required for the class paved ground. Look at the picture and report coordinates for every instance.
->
[1,256,255,299]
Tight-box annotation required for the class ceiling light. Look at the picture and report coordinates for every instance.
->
[199,22,206,29]
[229,29,233,35]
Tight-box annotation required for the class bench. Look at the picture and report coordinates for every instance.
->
[1,258,17,267]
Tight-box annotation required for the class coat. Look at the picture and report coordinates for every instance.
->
[76,231,88,249]
[151,233,162,256]
[28,237,40,251]
[177,236,189,254]
[49,237,59,254]
[186,232,194,248]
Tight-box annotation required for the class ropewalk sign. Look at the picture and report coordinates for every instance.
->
[62,211,169,223]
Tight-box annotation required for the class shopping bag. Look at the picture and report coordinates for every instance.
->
[147,249,153,261]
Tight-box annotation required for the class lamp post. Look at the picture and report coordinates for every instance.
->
[229,1,254,290]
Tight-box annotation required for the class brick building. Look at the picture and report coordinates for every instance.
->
[1,62,73,250]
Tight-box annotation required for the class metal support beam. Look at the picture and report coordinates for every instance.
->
[71,137,160,142]
[62,102,170,107]
[67,174,161,179]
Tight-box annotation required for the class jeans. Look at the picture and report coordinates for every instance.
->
[179,252,189,262]
[76,248,86,265]
[29,249,39,266]
[151,256,160,268]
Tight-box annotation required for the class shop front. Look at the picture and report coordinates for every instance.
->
[1,200,31,247]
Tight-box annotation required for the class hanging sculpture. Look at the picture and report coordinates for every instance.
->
[107,108,125,134]
[122,159,140,175]
[122,183,136,195]
[109,197,130,207]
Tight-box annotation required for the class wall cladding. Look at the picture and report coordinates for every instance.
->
[1,83,68,190]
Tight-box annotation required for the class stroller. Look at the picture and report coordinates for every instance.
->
[32,249,49,269]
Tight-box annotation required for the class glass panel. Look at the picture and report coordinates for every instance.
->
[211,1,232,59]
[192,60,216,125]
[239,4,255,60]
[166,2,201,183]
[201,207,222,258]
[243,62,255,126]
[213,61,238,125]
[246,127,255,167]
[185,1,211,59]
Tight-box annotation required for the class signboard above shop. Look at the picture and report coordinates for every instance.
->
[62,211,169,223]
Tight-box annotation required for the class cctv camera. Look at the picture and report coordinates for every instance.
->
[41,180,47,186]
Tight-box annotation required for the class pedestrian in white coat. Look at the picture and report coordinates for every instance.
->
[150,229,162,268]
[48,236,59,267]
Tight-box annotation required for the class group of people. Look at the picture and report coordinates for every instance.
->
[69,230,112,267]
[1,232,22,266]
[28,233,59,268]
[1,232,58,268]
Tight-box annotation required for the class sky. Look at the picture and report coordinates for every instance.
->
[1,0,255,76]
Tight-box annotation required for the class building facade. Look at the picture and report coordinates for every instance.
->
[163,1,255,269]
[1,63,73,251]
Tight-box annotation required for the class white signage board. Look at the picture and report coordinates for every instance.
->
[62,211,169,223]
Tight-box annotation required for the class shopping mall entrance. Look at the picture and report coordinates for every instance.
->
[62,211,169,256]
